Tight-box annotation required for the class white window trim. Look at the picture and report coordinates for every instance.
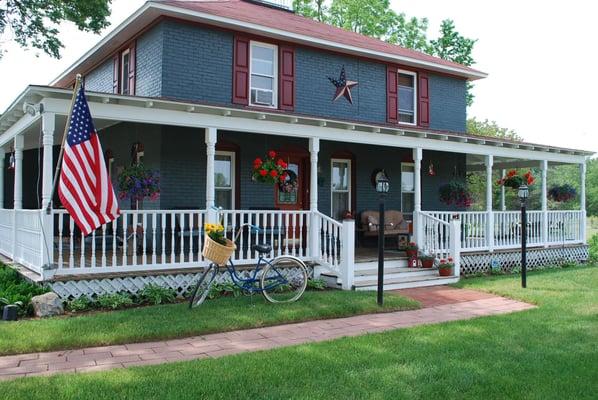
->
[215,150,236,209]
[330,158,351,219]
[249,41,278,109]
[120,49,131,95]
[401,162,415,216]
[397,69,417,126]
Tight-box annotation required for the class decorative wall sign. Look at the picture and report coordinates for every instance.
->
[328,66,358,104]
[428,162,436,176]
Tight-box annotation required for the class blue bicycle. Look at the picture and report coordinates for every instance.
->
[189,222,308,308]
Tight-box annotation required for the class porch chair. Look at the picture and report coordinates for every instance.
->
[359,210,409,246]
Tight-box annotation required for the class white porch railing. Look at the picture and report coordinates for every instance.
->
[0,209,45,273]
[547,210,584,244]
[418,212,461,275]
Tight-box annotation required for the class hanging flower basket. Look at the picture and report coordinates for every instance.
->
[497,169,535,189]
[117,164,160,201]
[202,223,236,266]
[548,184,577,202]
[252,150,288,185]
[438,180,473,208]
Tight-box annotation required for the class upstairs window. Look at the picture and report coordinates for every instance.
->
[120,49,131,95]
[398,70,417,125]
[250,41,278,108]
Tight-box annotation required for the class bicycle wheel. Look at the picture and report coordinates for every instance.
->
[260,256,308,303]
[189,264,218,309]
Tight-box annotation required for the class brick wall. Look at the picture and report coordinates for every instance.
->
[84,59,113,93]
[429,74,467,133]
[136,23,164,97]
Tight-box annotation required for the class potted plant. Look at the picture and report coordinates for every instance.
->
[202,223,236,266]
[405,242,418,258]
[438,258,454,277]
[117,163,160,209]
[497,169,535,189]
[1,298,23,321]
[548,184,577,202]
[419,253,436,268]
[252,150,288,185]
[438,180,473,208]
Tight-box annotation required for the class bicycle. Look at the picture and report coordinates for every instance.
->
[189,220,308,308]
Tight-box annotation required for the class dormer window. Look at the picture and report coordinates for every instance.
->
[398,70,417,125]
[120,49,131,95]
[250,41,278,108]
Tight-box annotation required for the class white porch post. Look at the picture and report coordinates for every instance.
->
[580,161,587,243]
[449,217,461,277]
[413,148,423,246]
[205,127,217,222]
[13,135,24,210]
[500,169,506,211]
[340,219,355,290]
[40,113,55,272]
[309,137,320,259]
[541,160,548,247]
[0,148,4,208]
[485,155,494,251]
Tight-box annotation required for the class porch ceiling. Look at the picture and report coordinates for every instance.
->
[0,86,593,164]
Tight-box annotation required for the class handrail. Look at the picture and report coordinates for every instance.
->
[313,210,343,227]
[418,211,450,226]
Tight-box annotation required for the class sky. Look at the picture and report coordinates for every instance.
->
[0,0,596,154]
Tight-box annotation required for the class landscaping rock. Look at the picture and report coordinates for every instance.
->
[31,292,64,317]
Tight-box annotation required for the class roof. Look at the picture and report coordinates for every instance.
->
[51,0,486,87]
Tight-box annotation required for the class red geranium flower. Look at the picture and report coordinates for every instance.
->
[507,170,517,178]
[268,150,276,158]
[259,169,268,177]
[253,157,262,166]
[270,170,278,177]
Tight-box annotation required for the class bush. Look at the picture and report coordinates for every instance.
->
[307,278,327,290]
[96,293,134,310]
[138,284,176,305]
[67,297,94,313]
[208,282,243,299]
[589,234,598,263]
[0,264,49,317]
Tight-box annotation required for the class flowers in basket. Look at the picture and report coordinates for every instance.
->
[252,150,288,185]
[203,223,236,266]
[205,223,227,245]
[497,169,535,189]
[548,184,577,202]
[438,180,473,208]
[117,164,160,201]
[438,257,454,276]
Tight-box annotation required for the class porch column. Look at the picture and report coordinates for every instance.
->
[485,155,494,251]
[540,160,548,247]
[500,169,506,211]
[580,161,587,243]
[309,137,320,260]
[413,147,423,245]
[13,134,24,210]
[0,148,4,208]
[205,127,217,221]
[41,112,55,210]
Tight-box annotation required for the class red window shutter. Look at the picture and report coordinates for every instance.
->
[418,73,430,127]
[386,65,398,123]
[112,54,120,94]
[232,36,250,105]
[128,42,136,96]
[279,46,295,111]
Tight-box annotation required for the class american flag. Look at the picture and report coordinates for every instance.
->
[58,85,120,236]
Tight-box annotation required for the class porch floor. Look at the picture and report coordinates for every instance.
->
[355,247,408,263]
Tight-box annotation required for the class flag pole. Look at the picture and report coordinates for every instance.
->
[45,74,83,215]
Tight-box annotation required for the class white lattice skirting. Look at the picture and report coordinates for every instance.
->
[461,245,588,276]
[50,266,314,300]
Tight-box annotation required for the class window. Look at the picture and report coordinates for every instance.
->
[331,159,351,220]
[398,70,417,125]
[401,162,415,220]
[120,49,130,95]
[250,41,277,108]
[215,151,235,209]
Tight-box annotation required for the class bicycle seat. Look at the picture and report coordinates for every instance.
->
[252,243,272,254]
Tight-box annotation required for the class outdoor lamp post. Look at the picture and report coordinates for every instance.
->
[375,171,390,305]
[518,184,529,288]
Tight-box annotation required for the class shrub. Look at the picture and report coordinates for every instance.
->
[589,234,598,263]
[139,284,176,305]
[0,264,49,317]
[67,297,94,313]
[96,293,133,310]
[307,278,327,291]
[208,282,243,299]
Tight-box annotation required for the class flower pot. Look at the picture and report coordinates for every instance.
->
[438,267,453,277]
[421,258,434,268]
[202,235,236,266]
[406,249,418,258]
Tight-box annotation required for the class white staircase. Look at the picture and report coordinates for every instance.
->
[319,258,459,290]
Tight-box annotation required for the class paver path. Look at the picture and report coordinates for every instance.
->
[0,288,534,381]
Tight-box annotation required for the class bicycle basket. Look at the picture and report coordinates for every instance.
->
[202,235,236,265]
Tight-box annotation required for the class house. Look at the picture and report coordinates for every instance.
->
[0,0,591,298]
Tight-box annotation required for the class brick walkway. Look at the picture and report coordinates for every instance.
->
[0,288,534,381]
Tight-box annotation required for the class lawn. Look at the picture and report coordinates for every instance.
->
[2,265,596,399]
[0,290,418,356]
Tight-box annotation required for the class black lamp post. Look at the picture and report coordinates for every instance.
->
[518,184,529,288]
[375,171,390,305]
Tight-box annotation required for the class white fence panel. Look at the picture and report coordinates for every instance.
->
[14,210,43,273]
[0,209,13,257]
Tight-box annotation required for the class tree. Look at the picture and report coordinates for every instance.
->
[387,14,429,53]
[0,0,112,60]
[466,118,523,141]
[327,0,398,39]
[293,0,328,22]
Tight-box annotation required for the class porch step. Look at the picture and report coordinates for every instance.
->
[353,267,438,283]
[354,258,408,271]
[354,275,460,291]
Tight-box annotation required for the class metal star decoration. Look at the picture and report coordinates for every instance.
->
[328,66,358,104]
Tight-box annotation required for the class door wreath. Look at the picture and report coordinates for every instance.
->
[279,169,298,193]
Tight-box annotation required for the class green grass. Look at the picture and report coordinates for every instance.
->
[3,265,597,399]
[0,290,418,356]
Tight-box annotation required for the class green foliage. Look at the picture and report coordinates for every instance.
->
[589,234,598,263]
[328,0,398,39]
[467,118,523,141]
[293,0,328,22]
[0,264,49,317]
[387,14,429,52]
[96,292,133,310]
[0,0,112,59]
[138,284,176,305]
[208,281,244,299]
[306,278,327,290]
[66,297,94,313]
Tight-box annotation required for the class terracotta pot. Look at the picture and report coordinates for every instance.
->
[421,258,434,268]
[438,267,453,277]
[406,249,418,258]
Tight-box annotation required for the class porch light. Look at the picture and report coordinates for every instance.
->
[375,172,390,194]
[518,184,529,206]
[374,170,389,306]
[518,184,529,289]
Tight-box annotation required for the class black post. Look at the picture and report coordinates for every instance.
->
[521,203,527,288]
[377,198,385,305]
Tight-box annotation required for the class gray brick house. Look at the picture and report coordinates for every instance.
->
[0,0,591,296]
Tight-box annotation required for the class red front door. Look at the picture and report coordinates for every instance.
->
[275,153,308,247]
